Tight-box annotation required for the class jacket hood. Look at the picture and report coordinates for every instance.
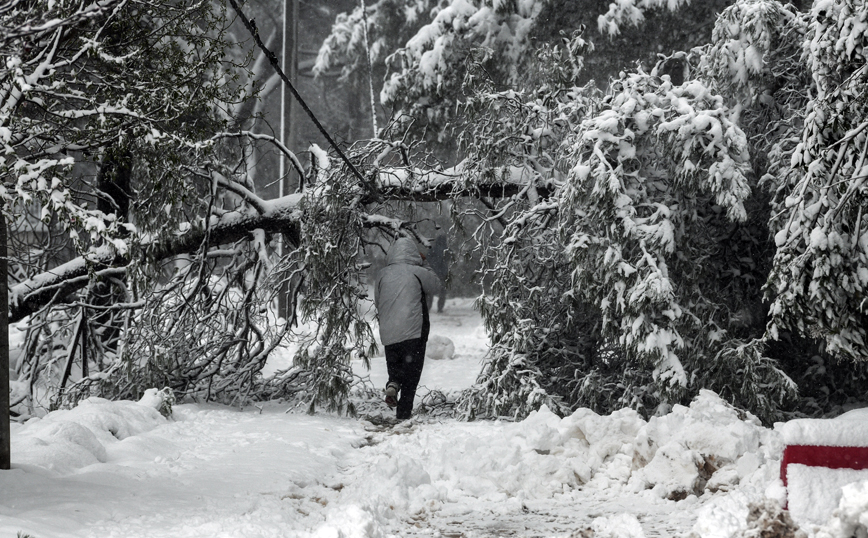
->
[386,237,422,266]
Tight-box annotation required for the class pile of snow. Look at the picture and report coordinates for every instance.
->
[11,396,167,474]
[632,390,778,500]
[817,481,868,538]
[6,339,868,538]
[425,334,455,360]
[313,390,781,537]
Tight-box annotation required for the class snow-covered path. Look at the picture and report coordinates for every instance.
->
[2,298,864,538]
[335,418,705,538]
[1,404,700,538]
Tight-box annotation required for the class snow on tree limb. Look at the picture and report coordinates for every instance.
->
[6,157,549,324]
[8,193,303,324]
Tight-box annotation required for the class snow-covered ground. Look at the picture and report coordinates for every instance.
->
[2,298,867,538]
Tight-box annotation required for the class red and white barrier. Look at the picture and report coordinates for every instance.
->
[780,410,868,526]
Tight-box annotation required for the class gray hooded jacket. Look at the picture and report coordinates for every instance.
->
[374,237,441,346]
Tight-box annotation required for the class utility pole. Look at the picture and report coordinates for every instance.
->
[0,209,10,470]
[277,0,299,320]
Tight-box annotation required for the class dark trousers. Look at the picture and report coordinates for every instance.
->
[426,290,446,313]
[385,338,426,420]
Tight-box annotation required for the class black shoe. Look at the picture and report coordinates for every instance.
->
[384,382,400,408]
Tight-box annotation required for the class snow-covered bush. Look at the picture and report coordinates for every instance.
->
[457,31,623,419]
[562,67,753,385]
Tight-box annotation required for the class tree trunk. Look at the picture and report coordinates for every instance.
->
[0,209,10,470]
[90,144,133,356]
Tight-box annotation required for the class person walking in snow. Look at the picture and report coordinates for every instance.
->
[374,237,441,420]
[426,233,450,313]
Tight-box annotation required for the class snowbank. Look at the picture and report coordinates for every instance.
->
[629,390,777,500]
[815,480,868,538]
[11,396,167,474]
[8,380,868,538]
[315,390,782,537]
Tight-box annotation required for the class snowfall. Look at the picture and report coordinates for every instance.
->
[3,298,868,538]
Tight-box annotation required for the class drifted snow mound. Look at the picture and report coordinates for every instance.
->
[11,396,167,474]
[630,389,778,500]
[331,390,775,528]
[815,480,868,538]
[425,334,455,360]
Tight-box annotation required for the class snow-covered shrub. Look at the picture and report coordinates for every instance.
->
[457,32,628,420]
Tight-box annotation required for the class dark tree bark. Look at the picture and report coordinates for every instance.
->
[1,209,10,470]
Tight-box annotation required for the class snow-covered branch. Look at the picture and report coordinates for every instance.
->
[9,193,304,323]
[371,162,555,203]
